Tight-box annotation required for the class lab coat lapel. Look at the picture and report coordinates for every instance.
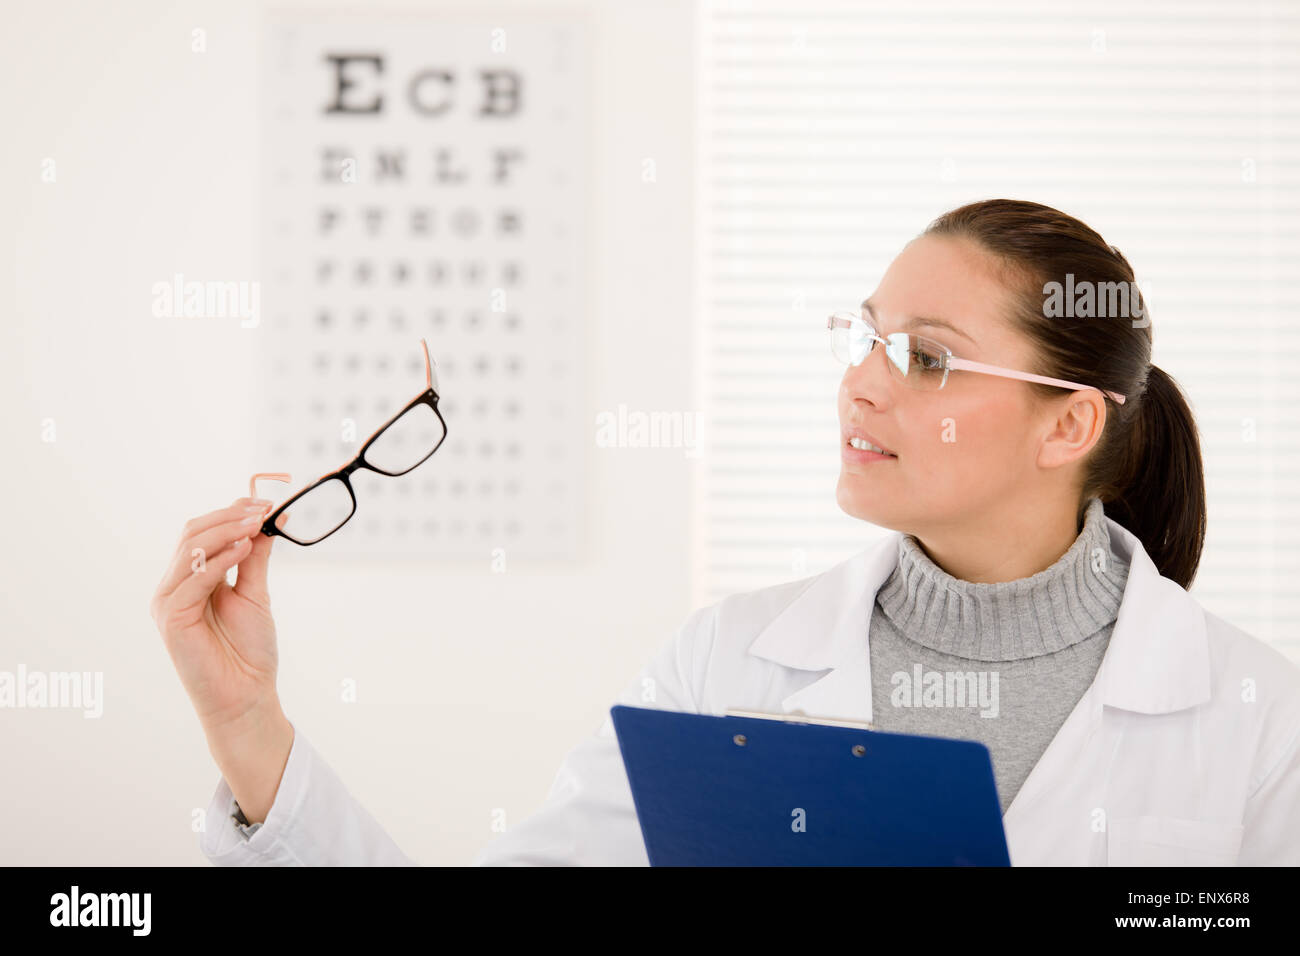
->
[745,533,900,724]
[1000,516,1212,859]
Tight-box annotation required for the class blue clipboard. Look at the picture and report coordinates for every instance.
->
[610,705,1010,866]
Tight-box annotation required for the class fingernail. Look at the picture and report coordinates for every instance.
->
[245,503,271,514]
[241,514,262,527]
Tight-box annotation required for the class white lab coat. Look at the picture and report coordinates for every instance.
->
[199,515,1300,865]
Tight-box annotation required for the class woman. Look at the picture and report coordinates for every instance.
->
[150,199,1300,865]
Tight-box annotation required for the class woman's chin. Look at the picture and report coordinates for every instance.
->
[837,476,909,535]
[836,477,893,527]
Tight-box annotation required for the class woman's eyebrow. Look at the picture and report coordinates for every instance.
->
[861,298,977,346]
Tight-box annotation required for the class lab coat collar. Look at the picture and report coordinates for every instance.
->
[746,515,1211,721]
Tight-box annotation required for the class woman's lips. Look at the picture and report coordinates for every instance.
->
[842,430,898,463]
[842,442,897,464]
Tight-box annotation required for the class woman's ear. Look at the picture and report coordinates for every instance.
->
[1037,390,1107,470]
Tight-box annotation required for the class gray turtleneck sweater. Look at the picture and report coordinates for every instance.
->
[867,497,1128,814]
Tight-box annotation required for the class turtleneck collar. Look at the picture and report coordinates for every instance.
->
[873,497,1129,662]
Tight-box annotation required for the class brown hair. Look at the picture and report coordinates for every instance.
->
[924,198,1206,588]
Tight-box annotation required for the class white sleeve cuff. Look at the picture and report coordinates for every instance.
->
[198,719,311,866]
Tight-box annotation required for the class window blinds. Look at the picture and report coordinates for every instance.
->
[695,0,1300,656]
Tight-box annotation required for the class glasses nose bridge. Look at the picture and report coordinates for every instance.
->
[867,331,893,361]
[859,327,905,378]
[853,319,900,370]
[845,331,903,403]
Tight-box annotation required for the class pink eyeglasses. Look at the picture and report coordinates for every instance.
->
[827,311,1126,405]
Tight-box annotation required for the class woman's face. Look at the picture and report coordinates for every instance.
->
[836,234,1054,535]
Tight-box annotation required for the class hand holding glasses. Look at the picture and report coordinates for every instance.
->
[249,338,449,546]
[827,310,1126,405]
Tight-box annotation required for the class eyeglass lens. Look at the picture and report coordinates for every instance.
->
[277,402,447,544]
[830,314,948,388]
[363,403,446,474]
[280,477,354,544]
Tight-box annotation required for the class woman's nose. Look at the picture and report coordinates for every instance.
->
[841,343,893,408]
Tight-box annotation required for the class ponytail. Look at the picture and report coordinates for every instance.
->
[1096,364,1207,589]
[924,199,1209,589]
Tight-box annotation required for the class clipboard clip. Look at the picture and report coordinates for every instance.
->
[724,708,875,731]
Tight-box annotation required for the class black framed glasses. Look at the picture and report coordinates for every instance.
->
[248,338,448,546]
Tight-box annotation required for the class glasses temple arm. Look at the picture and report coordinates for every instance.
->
[419,337,439,394]
[249,472,293,499]
[947,357,1126,405]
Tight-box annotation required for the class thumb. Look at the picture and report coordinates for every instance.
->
[233,510,289,605]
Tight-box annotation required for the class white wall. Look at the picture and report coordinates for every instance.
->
[0,0,696,864]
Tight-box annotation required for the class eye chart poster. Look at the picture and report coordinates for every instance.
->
[257,9,589,562]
